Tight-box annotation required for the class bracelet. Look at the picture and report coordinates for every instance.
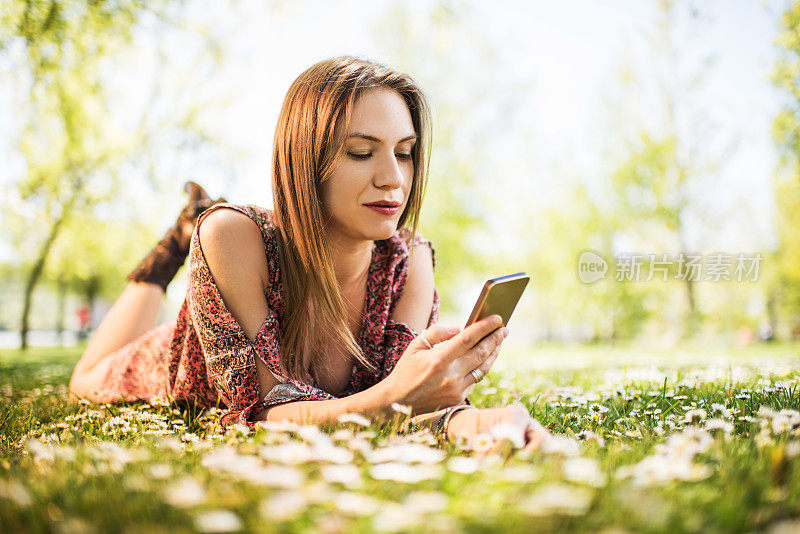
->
[436,405,478,438]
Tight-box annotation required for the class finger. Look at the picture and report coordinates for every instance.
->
[438,315,504,360]
[455,326,507,377]
[458,344,499,390]
[523,424,548,452]
[522,430,540,453]
[459,337,501,379]
[408,324,457,352]
[479,345,501,377]
[462,382,476,398]
[420,324,461,346]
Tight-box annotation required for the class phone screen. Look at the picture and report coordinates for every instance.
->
[464,272,530,329]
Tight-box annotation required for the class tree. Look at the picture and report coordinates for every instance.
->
[43,214,157,336]
[771,0,800,337]
[0,1,228,348]
[603,0,737,338]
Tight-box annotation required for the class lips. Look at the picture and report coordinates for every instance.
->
[364,200,401,207]
[365,204,400,216]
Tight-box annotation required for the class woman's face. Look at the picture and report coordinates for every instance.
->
[320,87,416,245]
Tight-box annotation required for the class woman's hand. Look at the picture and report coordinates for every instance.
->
[446,404,551,456]
[381,315,508,415]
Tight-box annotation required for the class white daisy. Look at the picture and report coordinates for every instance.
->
[320,464,363,488]
[446,456,479,474]
[337,413,372,427]
[390,402,412,416]
[162,476,207,508]
[402,490,448,514]
[194,510,242,533]
[259,490,308,521]
[540,434,580,456]
[518,483,593,516]
[334,491,381,516]
[683,409,707,425]
[369,462,443,483]
[562,457,607,487]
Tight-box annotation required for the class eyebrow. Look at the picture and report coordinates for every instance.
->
[347,132,417,143]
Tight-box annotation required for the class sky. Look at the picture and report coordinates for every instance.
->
[0,0,792,270]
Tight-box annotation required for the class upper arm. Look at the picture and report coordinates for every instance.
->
[198,208,270,341]
[389,241,435,333]
[197,208,281,395]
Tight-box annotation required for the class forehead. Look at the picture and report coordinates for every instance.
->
[344,88,414,139]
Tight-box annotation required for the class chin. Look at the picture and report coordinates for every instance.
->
[372,228,397,241]
[366,221,398,241]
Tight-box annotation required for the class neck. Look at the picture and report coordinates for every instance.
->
[325,230,373,289]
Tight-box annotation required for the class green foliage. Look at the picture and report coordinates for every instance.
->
[1,0,224,346]
[770,175,800,330]
[771,0,800,335]
[44,213,157,303]
[1,1,172,347]
[773,1,800,161]
[528,185,654,341]
[612,133,682,233]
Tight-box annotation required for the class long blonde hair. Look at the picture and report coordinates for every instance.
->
[272,56,431,385]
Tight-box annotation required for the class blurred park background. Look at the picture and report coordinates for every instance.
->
[2,0,800,359]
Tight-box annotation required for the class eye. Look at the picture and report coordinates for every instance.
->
[348,152,371,160]
[396,153,413,160]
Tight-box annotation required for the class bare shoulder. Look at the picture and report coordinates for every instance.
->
[198,207,262,250]
[198,207,269,289]
[197,208,271,342]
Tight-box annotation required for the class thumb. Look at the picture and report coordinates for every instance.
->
[420,324,461,346]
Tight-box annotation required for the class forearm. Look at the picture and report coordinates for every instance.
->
[257,381,397,426]
[257,381,460,434]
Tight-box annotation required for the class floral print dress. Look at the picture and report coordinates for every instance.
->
[96,203,469,427]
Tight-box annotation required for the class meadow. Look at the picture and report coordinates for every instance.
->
[2,342,800,533]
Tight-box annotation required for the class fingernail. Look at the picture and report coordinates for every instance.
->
[493,315,502,326]
[503,327,509,336]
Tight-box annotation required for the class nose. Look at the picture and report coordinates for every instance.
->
[374,151,406,190]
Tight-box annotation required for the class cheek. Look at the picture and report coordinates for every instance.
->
[320,177,354,217]
[403,170,414,194]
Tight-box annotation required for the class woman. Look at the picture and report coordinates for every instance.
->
[68,56,548,451]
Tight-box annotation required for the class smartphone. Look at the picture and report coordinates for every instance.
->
[464,272,530,329]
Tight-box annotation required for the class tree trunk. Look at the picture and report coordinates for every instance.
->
[682,275,700,338]
[19,213,68,350]
[84,276,100,330]
[677,221,699,338]
[766,288,779,340]
[684,276,696,313]
[56,275,67,345]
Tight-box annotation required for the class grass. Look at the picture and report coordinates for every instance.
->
[1,342,800,533]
